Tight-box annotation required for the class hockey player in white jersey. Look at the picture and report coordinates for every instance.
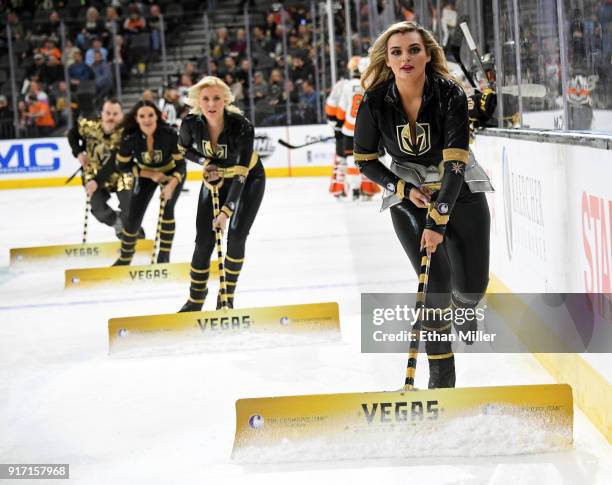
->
[325,76,348,197]
[336,56,379,200]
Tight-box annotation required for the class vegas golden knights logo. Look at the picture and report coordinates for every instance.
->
[203,141,228,159]
[396,122,431,156]
[89,140,111,165]
[140,150,163,164]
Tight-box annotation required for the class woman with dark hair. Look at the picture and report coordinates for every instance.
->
[178,76,265,312]
[111,100,186,266]
[354,21,492,389]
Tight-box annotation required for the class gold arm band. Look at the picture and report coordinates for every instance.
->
[136,160,176,172]
[248,152,258,169]
[429,207,450,225]
[396,179,406,199]
[442,148,469,163]
[221,206,234,218]
[225,255,244,263]
[171,171,183,183]
[353,152,379,162]
[117,153,131,163]
[225,268,241,275]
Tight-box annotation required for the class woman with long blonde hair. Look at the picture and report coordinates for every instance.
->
[353,22,492,388]
[178,76,266,312]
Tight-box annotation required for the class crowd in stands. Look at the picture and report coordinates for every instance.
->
[0,0,191,138]
[1,0,611,139]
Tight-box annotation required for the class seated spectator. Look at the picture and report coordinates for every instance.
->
[68,50,95,88]
[103,6,121,45]
[218,56,238,79]
[267,68,284,103]
[37,10,62,40]
[211,27,231,61]
[17,100,28,137]
[289,55,314,84]
[62,40,81,68]
[28,80,49,104]
[252,26,271,50]
[288,34,303,57]
[297,23,312,46]
[236,58,251,84]
[298,79,318,123]
[148,4,162,52]
[39,39,61,61]
[77,7,107,50]
[49,81,71,128]
[142,89,157,103]
[45,55,65,85]
[183,62,200,84]
[85,38,108,66]
[230,29,247,57]
[6,11,25,40]
[111,35,131,80]
[25,94,56,136]
[159,86,180,126]
[91,51,113,96]
[26,54,49,84]
[264,13,278,39]
[224,73,244,102]
[177,74,193,104]
[0,95,16,139]
[123,6,147,34]
[252,71,268,102]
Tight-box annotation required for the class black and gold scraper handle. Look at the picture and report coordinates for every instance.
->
[404,203,434,391]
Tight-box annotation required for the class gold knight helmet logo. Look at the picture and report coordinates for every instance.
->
[396,122,431,156]
[203,141,228,159]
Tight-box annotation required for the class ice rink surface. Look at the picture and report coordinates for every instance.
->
[1,177,610,484]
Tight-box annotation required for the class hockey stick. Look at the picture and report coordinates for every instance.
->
[210,181,229,311]
[151,195,167,264]
[449,16,478,89]
[278,136,335,150]
[459,22,493,90]
[403,225,433,390]
[82,198,90,244]
[65,166,83,185]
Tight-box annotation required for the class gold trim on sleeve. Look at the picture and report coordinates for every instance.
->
[354,152,379,162]
[442,148,469,163]
[248,152,258,169]
[221,206,234,218]
[396,179,406,199]
[429,207,450,225]
[116,153,131,163]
